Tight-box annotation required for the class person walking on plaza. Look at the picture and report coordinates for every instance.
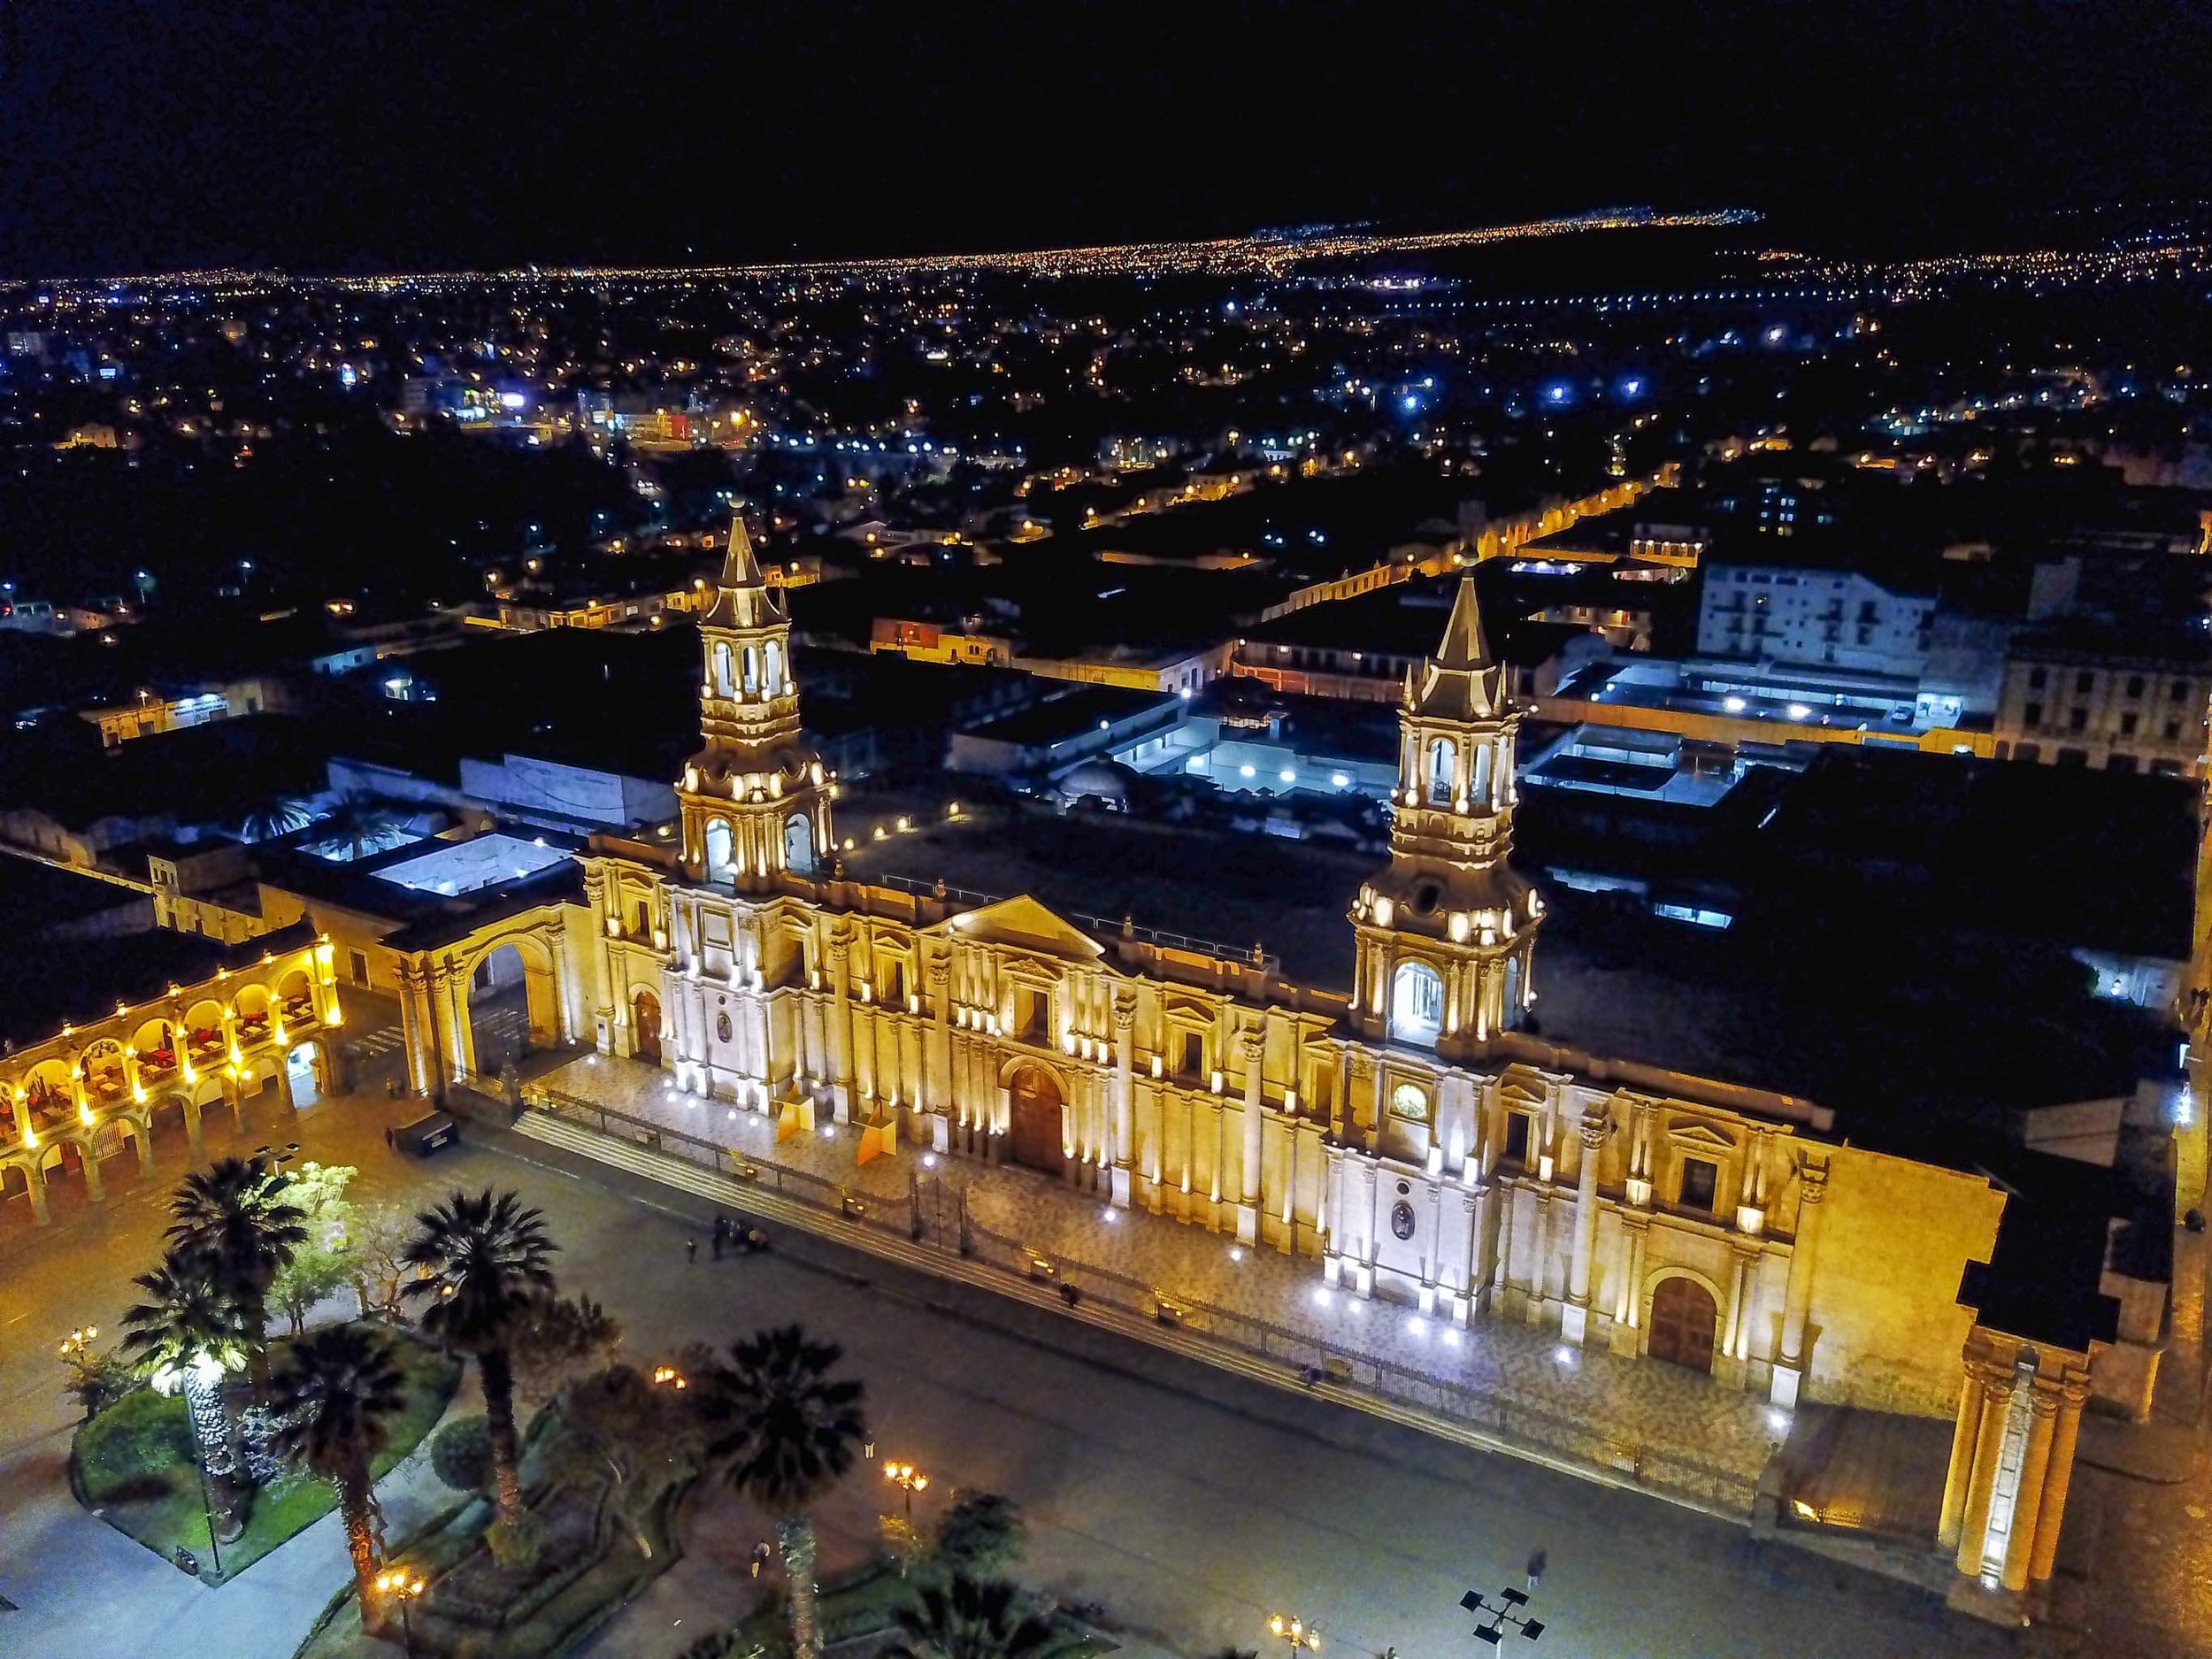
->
[686,1237,698,1264]
[713,1215,730,1260]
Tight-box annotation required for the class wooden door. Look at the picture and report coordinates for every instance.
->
[1006,1067,1064,1174]
[1647,1276,1718,1371]
[634,991,663,1065]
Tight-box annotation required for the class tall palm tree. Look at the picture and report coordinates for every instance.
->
[268,1325,409,1629]
[885,1575,1057,1659]
[705,1325,867,1659]
[167,1156,309,1390]
[119,1247,254,1536]
[400,1189,558,1533]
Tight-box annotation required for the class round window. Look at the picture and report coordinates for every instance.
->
[1390,1201,1417,1240]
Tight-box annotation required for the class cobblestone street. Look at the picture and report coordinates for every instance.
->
[536,1053,1783,1492]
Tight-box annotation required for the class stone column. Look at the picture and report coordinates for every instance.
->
[548,929,576,1045]
[184,1101,204,1156]
[440,958,470,1085]
[1523,1188,1553,1325]
[582,866,615,1048]
[1938,1366,1986,1550]
[1955,1367,2015,1578]
[24,1159,49,1225]
[2029,1376,2089,1582]
[80,1140,104,1202]
[2001,1384,2061,1593]
[133,1118,155,1176]
[1771,1156,1829,1409]
[1562,1108,1607,1345]
[826,930,854,1120]
[1236,1023,1264,1244]
[1110,993,1136,1207]
[1609,1211,1652,1356]
[926,956,952,1114]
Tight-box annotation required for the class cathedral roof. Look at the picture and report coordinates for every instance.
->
[701,511,784,632]
[1409,577,1509,723]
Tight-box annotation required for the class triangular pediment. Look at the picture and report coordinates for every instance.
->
[1666,1120,1739,1152]
[947,895,1105,961]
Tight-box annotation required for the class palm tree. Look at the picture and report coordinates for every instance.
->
[267,1325,409,1629]
[167,1156,309,1390]
[237,795,318,844]
[885,1575,1057,1659]
[119,1247,254,1537]
[400,1189,558,1534]
[308,792,411,861]
[705,1325,867,1659]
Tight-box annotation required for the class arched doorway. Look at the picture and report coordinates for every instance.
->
[1006,1065,1064,1175]
[1647,1276,1719,1372]
[286,1041,323,1109]
[468,941,554,1075]
[633,989,662,1064]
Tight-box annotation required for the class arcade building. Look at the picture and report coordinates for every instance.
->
[381,519,2114,1612]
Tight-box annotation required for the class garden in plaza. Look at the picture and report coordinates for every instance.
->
[58,1152,1125,1659]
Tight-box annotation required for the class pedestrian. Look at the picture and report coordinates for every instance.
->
[712,1214,728,1260]
[686,1237,698,1264]
[1525,1549,1546,1593]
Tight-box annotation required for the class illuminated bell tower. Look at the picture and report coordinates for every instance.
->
[676,512,834,893]
[1349,578,1542,1060]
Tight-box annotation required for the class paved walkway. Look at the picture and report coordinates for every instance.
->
[536,1054,1780,1493]
[0,1032,458,1659]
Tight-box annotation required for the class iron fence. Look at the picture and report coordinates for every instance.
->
[518,1086,1758,1515]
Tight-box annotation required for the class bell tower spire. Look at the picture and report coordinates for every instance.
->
[676,511,833,892]
[1349,578,1542,1056]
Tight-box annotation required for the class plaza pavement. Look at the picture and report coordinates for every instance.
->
[0,1028,2167,1658]
[532,1052,1781,1500]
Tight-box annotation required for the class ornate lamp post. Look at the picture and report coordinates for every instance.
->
[375,1568,428,1656]
[1268,1613,1321,1655]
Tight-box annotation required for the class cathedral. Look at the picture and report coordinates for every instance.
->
[385,519,2100,1608]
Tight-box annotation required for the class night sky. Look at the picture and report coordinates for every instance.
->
[2,0,2206,276]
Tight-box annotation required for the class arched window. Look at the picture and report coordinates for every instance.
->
[741,645,760,693]
[712,641,735,698]
[1426,738,1455,805]
[1391,961,1445,1047]
[764,641,784,696]
[703,818,734,882]
[1470,743,1492,809]
[1503,954,1524,1022]
[783,810,815,874]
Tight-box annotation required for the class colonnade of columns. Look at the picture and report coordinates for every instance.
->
[1938,1337,2091,1599]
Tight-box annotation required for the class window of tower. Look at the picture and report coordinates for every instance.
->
[1390,961,1444,1048]
[741,645,760,692]
[1426,738,1455,805]
[704,818,734,883]
[764,641,784,695]
[783,810,815,874]
[712,642,735,699]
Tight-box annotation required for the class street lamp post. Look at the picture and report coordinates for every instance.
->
[375,1568,428,1656]
[1268,1613,1321,1655]
[1459,1586,1545,1644]
[883,1459,929,1526]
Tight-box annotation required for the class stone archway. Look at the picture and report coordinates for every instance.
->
[465,936,557,1076]
[1005,1064,1065,1175]
[286,1040,326,1108]
[633,988,663,1065]
[1647,1273,1720,1372]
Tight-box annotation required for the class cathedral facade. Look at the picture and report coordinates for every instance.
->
[386,524,2095,1605]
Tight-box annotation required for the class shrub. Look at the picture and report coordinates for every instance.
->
[430,1414,492,1493]
[930,1490,1025,1580]
[77,1389,194,1503]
